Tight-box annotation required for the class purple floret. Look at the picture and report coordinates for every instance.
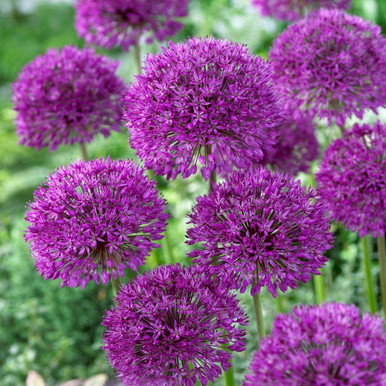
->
[102,264,248,386]
[244,303,386,385]
[25,157,169,289]
[124,37,283,180]
[187,168,333,297]
[270,9,386,126]
[262,107,319,176]
[316,121,385,238]
[75,0,188,52]
[12,46,125,151]
[251,0,351,21]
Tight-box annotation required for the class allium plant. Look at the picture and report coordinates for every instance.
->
[187,169,333,297]
[124,37,283,180]
[75,0,188,51]
[316,121,385,238]
[12,46,125,151]
[251,0,351,22]
[25,157,168,288]
[102,264,248,386]
[244,303,386,385]
[270,9,386,126]
[262,108,319,176]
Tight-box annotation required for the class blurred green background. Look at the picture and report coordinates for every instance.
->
[0,0,384,385]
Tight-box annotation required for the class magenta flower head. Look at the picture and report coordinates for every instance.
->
[25,157,169,288]
[75,0,188,51]
[102,263,248,386]
[251,0,351,22]
[316,121,385,238]
[12,46,125,151]
[124,37,284,180]
[270,9,386,126]
[262,108,319,176]
[187,168,333,297]
[244,303,386,385]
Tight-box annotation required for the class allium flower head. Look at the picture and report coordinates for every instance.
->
[75,0,188,51]
[187,168,333,297]
[25,157,168,288]
[251,0,351,22]
[244,303,386,385]
[12,46,125,151]
[316,121,385,237]
[124,37,283,180]
[262,108,319,176]
[102,264,248,386]
[270,9,386,126]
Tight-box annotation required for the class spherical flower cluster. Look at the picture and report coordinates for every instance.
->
[187,169,333,297]
[25,157,168,288]
[102,264,248,386]
[244,303,386,385]
[75,0,188,51]
[251,0,351,22]
[270,9,386,126]
[13,46,125,151]
[316,121,385,237]
[262,108,319,176]
[124,37,283,180]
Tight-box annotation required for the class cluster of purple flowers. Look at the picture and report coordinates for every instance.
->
[25,158,168,288]
[102,264,248,385]
[124,37,283,180]
[244,303,386,385]
[187,168,333,297]
[13,46,125,151]
[270,9,386,126]
[75,0,188,51]
[316,121,385,237]
[251,0,351,21]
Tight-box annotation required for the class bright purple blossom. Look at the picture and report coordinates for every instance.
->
[187,169,333,297]
[124,37,283,180]
[262,108,319,176]
[75,0,188,51]
[12,46,125,151]
[270,9,386,126]
[244,303,386,385]
[25,158,168,288]
[102,264,248,386]
[316,121,385,238]
[251,0,351,21]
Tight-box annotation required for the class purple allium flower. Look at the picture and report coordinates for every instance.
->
[244,303,386,385]
[251,0,351,22]
[269,9,386,126]
[25,157,169,288]
[262,108,319,176]
[102,263,248,386]
[187,168,333,297]
[75,0,188,52]
[12,46,125,151]
[316,121,386,238]
[124,37,283,180]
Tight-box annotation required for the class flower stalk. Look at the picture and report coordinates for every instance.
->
[377,234,386,316]
[361,235,377,314]
[252,292,265,340]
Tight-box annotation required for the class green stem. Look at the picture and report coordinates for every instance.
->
[161,231,175,264]
[209,170,216,193]
[377,234,386,316]
[275,291,283,314]
[223,360,235,386]
[79,142,88,161]
[252,292,265,339]
[111,276,121,297]
[314,270,325,305]
[361,235,377,314]
[134,42,141,75]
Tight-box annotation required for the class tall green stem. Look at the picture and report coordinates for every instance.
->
[361,235,377,314]
[134,43,141,74]
[314,271,325,305]
[275,291,283,314]
[223,360,235,386]
[79,142,88,161]
[252,292,265,340]
[377,234,386,316]
[111,276,121,297]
